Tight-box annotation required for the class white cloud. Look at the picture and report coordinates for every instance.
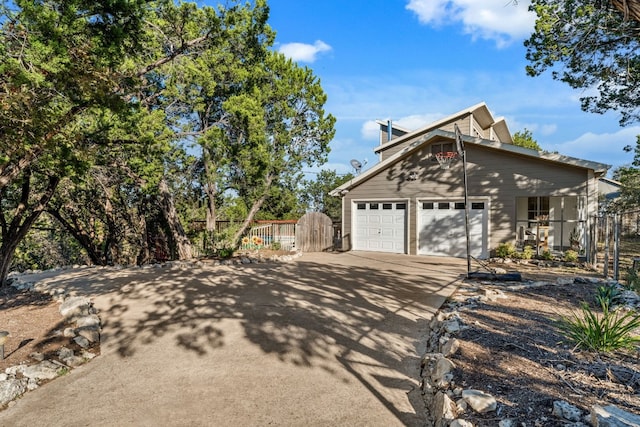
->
[278,40,332,63]
[406,0,536,47]
[360,113,445,141]
[545,127,640,169]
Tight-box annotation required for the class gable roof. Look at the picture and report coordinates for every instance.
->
[374,102,513,155]
[330,129,610,196]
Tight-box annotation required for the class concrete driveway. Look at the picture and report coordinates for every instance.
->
[0,251,465,426]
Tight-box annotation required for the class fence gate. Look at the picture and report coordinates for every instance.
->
[295,212,334,252]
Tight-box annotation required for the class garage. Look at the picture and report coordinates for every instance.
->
[418,200,488,258]
[353,201,407,253]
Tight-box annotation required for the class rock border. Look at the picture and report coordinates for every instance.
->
[421,274,640,427]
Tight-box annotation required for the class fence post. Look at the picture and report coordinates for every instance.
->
[614,213,620,281]
[604,215,610,278]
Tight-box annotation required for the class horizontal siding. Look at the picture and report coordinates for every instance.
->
[342,141,592,253]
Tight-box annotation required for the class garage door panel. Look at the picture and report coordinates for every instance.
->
[418,201,488,258]
[354,202,406,253]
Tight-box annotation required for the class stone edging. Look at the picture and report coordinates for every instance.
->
[420,275,640,427]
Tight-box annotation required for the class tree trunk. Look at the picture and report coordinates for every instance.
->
[204,161,217,234]
[47,209,106,265]
[230,175,273,245]
[158,178,193,260]
[0,173,60,286]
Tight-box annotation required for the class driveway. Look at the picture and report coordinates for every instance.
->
[0,251,465,426]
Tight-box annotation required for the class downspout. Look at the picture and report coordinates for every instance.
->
[387,119,392,142]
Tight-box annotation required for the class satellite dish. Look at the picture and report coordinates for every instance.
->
[350,159,362,174]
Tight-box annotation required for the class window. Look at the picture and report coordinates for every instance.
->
[471,202,485,210]
[357,203,366,210]
[370,203,379,210]
[382,203,392,210]
[423,202,434,209]
[396,203,406,210]
[528,197,549,224]
[454,202,465,209]
[438,202,450,209]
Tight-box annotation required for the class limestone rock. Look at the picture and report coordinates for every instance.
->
[591,404,640,427]
[552,400,583,422]
[62,355,85,368]
[63,327,76,338]
[75,314,100,328]
[29,352,45,362]
[58,347,74,360]
[441,338,460,357]
[431,357,456,383]
[74,335,90,349]
[434,391,457,427]
[59,296,91,320]
[21,360,59,381]
[76,327,100,343]
[462,389,497,414]
[0,379,27,406]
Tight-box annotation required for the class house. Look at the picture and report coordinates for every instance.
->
[330,103,610,261]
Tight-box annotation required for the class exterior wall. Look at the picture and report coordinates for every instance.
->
[378,116,472,162]
[340,139,595,256]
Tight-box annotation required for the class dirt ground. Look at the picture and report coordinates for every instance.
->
[445,261,640,426]
[0,258,638,425]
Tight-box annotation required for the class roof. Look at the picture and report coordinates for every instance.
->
[330,129,611,196]
[598,177,621,200]
[373,102,513,154]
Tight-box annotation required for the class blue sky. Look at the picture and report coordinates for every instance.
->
[266,1,639,176]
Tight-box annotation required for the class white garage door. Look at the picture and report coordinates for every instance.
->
[353,201,407,253]
[418,200,488,258]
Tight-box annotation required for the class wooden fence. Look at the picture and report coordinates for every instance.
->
[295,212,334,252]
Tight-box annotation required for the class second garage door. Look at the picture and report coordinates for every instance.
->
[418,200,488,258]
[353,201,407,253]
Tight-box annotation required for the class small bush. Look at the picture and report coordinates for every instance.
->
[217,247,235,259]
[594,284,620,310]
[557,302,640,353]
[624,268,640,292]
[539,250,553,260]
[271,241,282,251]
[521,245,534,260]
[495,243,516,258]
[563,250,579,262]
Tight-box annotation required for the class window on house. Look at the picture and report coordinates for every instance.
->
[423,202,434,209]
[438,202,450,209]
[528,197,549,224]
[396,203,406,210]
[454,202,465,209]
[382,203,392,210]
[370,203,379,210]
[357,203,366,210]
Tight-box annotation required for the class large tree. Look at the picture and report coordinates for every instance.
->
[300,170,354,221]
[0,0,151,284]
[525,0,640,125]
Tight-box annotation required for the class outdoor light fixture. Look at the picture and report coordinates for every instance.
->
[0,331,9,360]
[407,171,419,181]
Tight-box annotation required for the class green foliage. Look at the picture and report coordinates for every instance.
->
[512,128,541,150]
[495,242,517,258]
[540,250,553,260]
[557,302,640,353]
[300,170,354,221]
[521,245,535,260]
[563,250,579,262]
[594,284,620,311]
[624,267,640,292]
[526,1,640,125]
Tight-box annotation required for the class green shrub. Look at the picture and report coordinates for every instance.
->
[563,250,579,262]
[521,245,534,260]
[624,268,640,292]
[594,284,620,310]
[540,250,553,260]
[495,243,516,258]
[557,302,640,353]
[271,241,282,251]
[216,247,235,259]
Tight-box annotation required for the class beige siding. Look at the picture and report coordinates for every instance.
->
[341,141,594,255]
